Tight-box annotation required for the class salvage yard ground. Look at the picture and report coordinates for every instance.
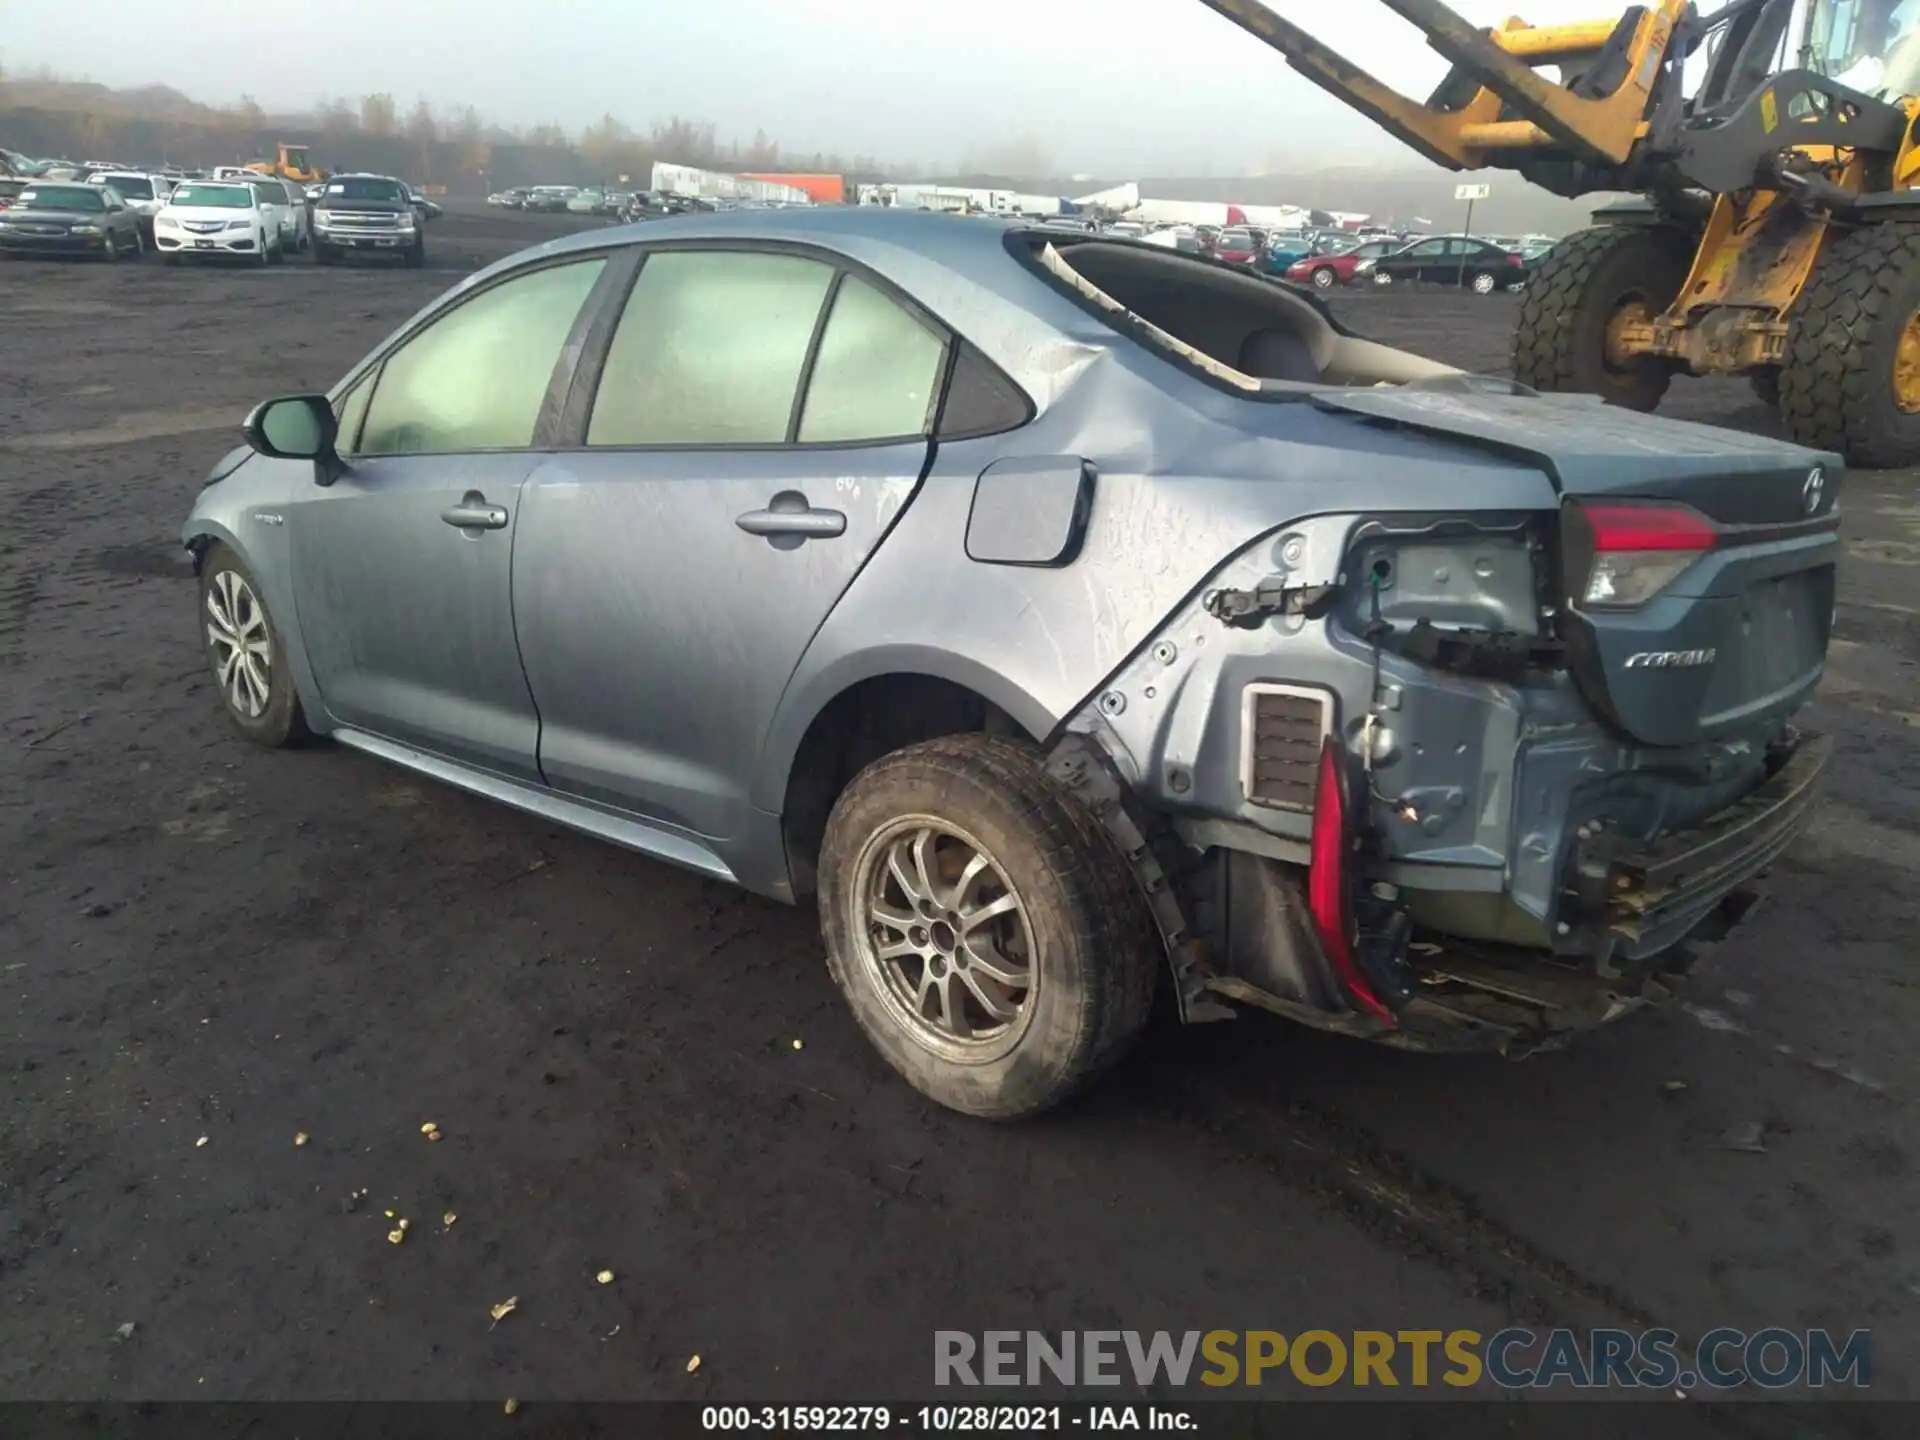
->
[2,205,1918,1415]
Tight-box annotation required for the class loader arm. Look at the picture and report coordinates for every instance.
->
[1194,0,1690,170]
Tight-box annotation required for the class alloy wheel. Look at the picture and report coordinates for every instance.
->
[850,816,1037,1062]
[205,570,273,719]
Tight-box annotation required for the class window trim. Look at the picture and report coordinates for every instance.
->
[332,248,633,461]
[556,237,959,455]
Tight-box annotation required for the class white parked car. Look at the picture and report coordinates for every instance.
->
[250,175,310,251]
[86,171,174,240]
[152,179,287,264]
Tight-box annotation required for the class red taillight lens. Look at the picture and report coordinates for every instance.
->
[1575,501,1716,608]
[1307,738,1395,1024]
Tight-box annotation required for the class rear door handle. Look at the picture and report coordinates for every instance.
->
[441,491,509,531]
[736,490,846,543]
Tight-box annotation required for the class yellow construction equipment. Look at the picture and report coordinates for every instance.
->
[1199,0,1920,467]
[246,142,328,187]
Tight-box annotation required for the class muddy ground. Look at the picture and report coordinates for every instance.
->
[1,206,1917,1422]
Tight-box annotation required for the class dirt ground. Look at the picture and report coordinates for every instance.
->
[2,206,1917,1419]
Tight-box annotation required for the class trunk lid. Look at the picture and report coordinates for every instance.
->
[1312,387,1842,748]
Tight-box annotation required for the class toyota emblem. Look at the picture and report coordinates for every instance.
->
[1803,467,1826,516]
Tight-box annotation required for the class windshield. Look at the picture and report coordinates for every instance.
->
[171,183,252,209]
[322,177,405,203]
[1810,0,1920,96]
[98,175,153,199]
[18,185,103,211]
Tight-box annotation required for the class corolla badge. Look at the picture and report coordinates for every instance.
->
[251,511,285,527]
[1624,648,1717,669]
[1803,467,1825,516]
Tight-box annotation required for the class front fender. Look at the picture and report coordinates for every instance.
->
[181,456,330,734]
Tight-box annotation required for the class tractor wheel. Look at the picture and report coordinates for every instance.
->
[1512,224,1693,411]
[1779,219,1920,468]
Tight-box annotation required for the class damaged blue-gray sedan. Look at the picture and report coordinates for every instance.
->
[181,208,1839,1119]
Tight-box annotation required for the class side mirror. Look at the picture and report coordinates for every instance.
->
[243,395,341,483]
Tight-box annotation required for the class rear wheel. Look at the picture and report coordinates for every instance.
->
[1779,219,1920,467]
[818,735,1160,1120]
[1470,270,1497,295]
[1311,265,1336,290]
[1512,223,1694,411]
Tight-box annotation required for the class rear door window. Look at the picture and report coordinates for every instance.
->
[586,250,834,446]
[797,275,947,444]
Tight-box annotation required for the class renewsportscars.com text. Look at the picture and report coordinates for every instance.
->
[934,1328,1872,1391]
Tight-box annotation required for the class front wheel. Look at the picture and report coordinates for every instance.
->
[818,735,1160,1120]
[197,544,310,748]
[101,231,122,263]
[1780,219,1920,467]
[1512,223,1693,411]
[1311,265,1336,290]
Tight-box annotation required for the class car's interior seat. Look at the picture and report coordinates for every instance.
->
[1236,327,1321,383]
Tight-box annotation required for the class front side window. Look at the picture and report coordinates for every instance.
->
[798,275,946,444]
[359,258,607,455]
[1409,240,1447,257]
[587,250,834,446]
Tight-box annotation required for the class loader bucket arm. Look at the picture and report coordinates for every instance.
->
[1195,0,1689,168]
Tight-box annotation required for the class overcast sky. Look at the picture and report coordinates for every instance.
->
[6,0,1733,174]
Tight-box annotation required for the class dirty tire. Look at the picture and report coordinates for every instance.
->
[1779,219,1920,468]
[1513,224,1693,411]
[197,543,311,749]
[818,735,1160,1121]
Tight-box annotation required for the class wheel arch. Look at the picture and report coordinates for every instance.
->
[761,651,1061,899]
[182,519,332,735]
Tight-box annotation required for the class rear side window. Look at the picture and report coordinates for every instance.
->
[359,258,606,455]
[797,275,946,443]
[587,250,834,446]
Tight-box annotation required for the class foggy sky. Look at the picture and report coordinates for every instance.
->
[7,0,1649,175]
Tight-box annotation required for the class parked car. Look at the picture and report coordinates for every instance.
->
[182,208,1840,1120]
[250,175,311,252]
[86,171,175,243]
[567,188,606,214]
[153,179,287,265]
[1361,235,1529,293]
[311,174,425,267]
[0,180,144,260]
[1212,226,1261,265]
[1259,231,1324,273]
[403,185,444,223]
[1284,238,1403,291]
[523,186,579,213]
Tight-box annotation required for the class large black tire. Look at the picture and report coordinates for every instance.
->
[1513,224,1693,410]
[1779,220,1920,468]
[197,543,311,748]
[1750,367,1781,408]
[818,735,1160,1120]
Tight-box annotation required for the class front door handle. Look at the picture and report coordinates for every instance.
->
[736,489,846,545]
[441,491,509,531]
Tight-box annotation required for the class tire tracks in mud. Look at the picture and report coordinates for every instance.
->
[1146,1072,1890,1437]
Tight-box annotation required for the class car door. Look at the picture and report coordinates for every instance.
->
[284,253,613,779]
[1398,239,1448,282]
[511,246,947,842]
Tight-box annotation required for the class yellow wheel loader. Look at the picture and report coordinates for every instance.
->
[246,143,328,188]
[1198,0,1920,467]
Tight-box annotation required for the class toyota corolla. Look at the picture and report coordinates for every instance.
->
[180,208,1839,1119]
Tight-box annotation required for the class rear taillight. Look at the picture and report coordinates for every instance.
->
[1307,738,1395,1024]
[1573,501,1717,608]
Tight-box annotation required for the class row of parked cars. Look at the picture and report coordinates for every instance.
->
[0,168,440,266]
[1106,219,1558,295]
